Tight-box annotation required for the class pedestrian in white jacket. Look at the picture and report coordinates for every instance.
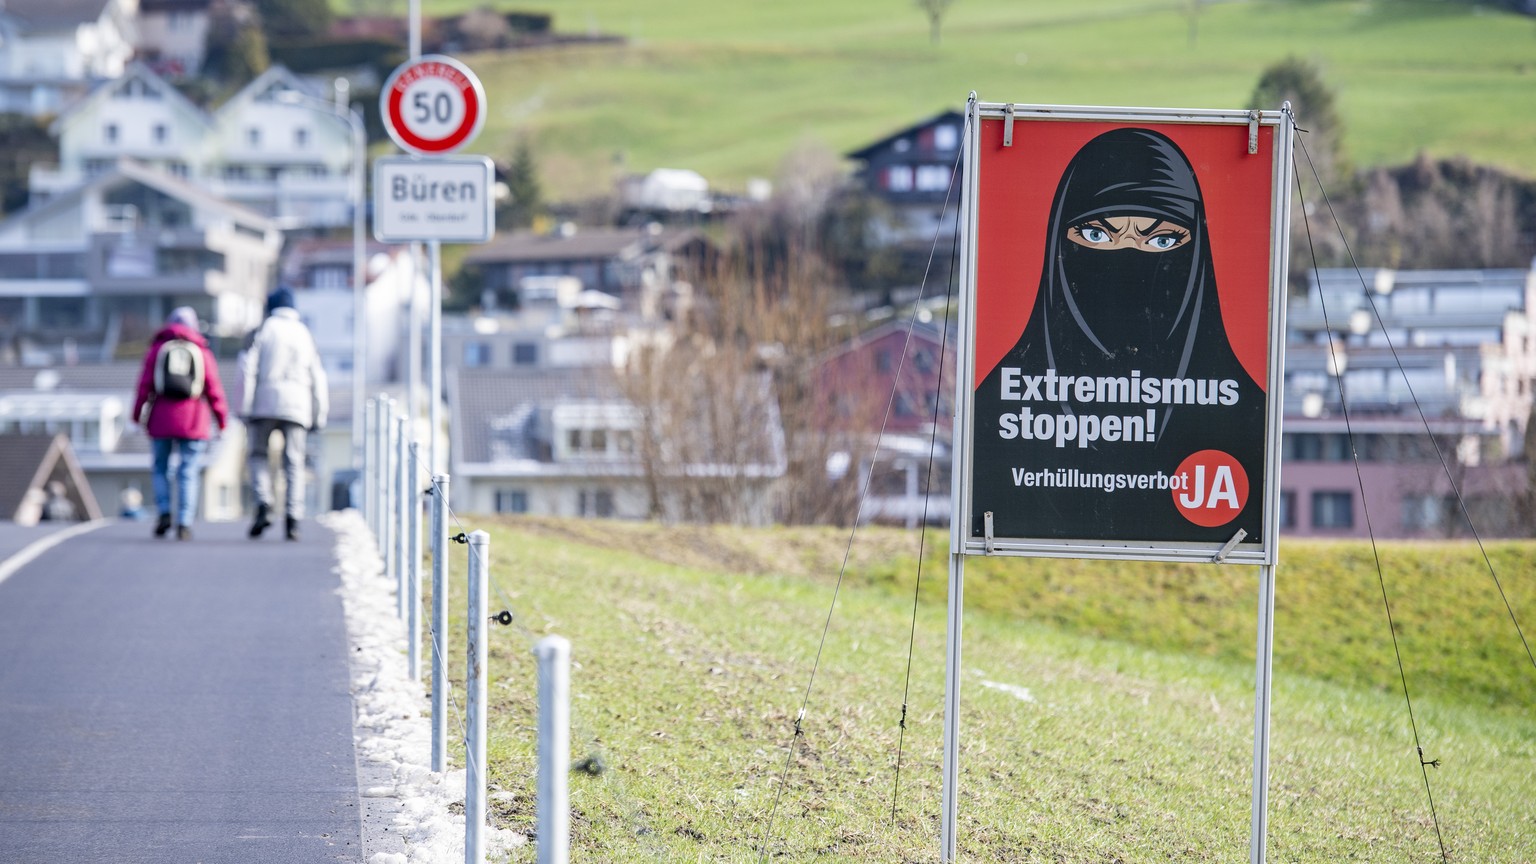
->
[241,286,328,540]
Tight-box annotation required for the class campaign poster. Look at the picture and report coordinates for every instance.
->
[964,112,1285,556]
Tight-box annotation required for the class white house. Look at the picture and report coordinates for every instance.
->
[0,0,137,116]
[30,62,211,200]
[206,66,357,230]
[0,158,282,364]
[134,0,211,80]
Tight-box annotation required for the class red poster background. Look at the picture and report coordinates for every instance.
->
[973,118,1275,390]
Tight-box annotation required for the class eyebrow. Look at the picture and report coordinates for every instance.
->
[1131,219,1182,237]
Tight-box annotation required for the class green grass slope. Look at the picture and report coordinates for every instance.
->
[433,518,1536,862]
[401,0,1536,199]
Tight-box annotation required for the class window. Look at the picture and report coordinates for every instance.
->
[494,489,528,514]
[934,124,958,151]
[153,124,168,144]
[915,164,950,191]
[1279,491,1296,529]
[886,165,913,192]
[104,123,118,144]
[463,342,491,367]
[513,342,538,365]
[247,127,261,148]
[579,488,615,518]
[1285,433,1322,461]
[1311,491,1354,529]
[295,127,309,149]
[876,349,893,372]
[1402,495,1443,531]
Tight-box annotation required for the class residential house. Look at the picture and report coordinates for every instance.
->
[0,363,246,522]
[206,66,357,230]
[461,224,713,320]
[0,0,136,117]
[815,317,955,527]
[1279,266,1536,538]
[449,365,785,523]
[30,63,211,201]
[134,0,211,80]
[31,63,360,231]
[845,109,964,248]
[0,158,282,365]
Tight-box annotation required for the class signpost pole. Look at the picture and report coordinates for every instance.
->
[1250,562,1276,864]
[428,239,442,480]
[939,551,964,862]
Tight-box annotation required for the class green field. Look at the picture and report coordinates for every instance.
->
[430,518,1536,862]
[386,0,1536,200]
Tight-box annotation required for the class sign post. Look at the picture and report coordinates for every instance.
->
[377,54,491,483]
[945,96,1294,862]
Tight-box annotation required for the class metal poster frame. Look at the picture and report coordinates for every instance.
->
[941,96,1294,864]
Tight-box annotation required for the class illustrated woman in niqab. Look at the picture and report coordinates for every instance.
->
[971,128,1266,544]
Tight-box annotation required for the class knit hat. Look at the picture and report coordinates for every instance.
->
[166,306,198,329]
[266,286,296,313]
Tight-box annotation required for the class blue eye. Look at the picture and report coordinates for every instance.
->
[1081,227,1110,243]
[1147,234,1180,249]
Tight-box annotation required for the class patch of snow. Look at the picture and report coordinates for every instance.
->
[977,678,1035,704]
[322,510,525,862]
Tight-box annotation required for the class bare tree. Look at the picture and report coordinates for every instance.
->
[916,0,955,46]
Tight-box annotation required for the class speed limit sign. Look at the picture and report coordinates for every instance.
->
[380,55,486,155]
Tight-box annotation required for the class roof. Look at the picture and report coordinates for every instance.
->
[1,0,114,31]
[463,226,702,266]
[846,109,965,161]
[0,433,103,524]
[450,366,625,467]
[49,63,212,138]
[450,364,787,481]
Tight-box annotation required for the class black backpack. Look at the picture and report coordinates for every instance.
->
[154,339,205,401]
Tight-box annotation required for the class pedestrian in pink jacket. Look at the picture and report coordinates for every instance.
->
[131,307,229,540]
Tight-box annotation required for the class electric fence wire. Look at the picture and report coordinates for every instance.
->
[890,149,965,824]
[405,449,668,858]
[1293,135,1449,863]
[756,108,973,862]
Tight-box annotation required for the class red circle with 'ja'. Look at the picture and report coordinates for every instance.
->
[1172,449,1249,527]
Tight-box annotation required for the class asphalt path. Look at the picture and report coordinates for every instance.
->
[0,519,361,863]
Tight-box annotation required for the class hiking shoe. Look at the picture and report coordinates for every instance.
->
[154,513,172,537]
[285,516,299,542]
[176,525,192,541]
[249,504,271,538]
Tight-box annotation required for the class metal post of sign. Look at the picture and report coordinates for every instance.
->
[407,254,421,462]
[407,441,422,681]
[465,529,490,864]
[430,472,450,773]
[939,551,965,862]
[428,240,443,478]
[1250,563,1276,864]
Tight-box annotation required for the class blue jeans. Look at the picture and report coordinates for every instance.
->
[151,438,209,526]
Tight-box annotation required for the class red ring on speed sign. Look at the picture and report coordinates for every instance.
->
[381,55,486,155]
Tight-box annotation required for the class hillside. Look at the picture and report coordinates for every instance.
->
[402,0,1536,200]
[439,517,1536,861]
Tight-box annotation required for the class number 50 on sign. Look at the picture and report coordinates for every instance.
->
[381,55,486,155]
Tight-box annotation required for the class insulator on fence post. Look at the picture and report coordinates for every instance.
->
[465,529,490,864]
[536,635,571,864]
[431,472,450,774]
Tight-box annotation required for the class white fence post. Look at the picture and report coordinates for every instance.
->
[536,636,571,864]
[407,441,422,681]
[394,415,408,620]
[465,529,490,864]
[363,397,376,534]
[377,395,393,560]
[430,472,450,773]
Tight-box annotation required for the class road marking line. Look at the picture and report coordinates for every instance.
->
[0,519,112,588]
